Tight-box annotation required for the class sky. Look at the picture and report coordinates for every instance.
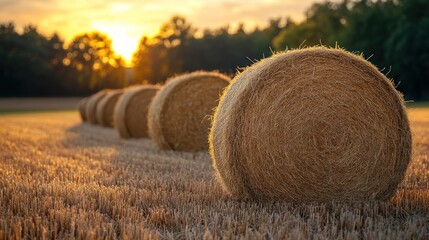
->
[0,0,318,66]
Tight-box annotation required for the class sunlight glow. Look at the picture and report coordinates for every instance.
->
[92,21,143,67]
[110,32,139,66]
[110,3,131,13]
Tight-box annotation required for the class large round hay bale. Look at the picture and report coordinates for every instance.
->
[96,90,123,128]
[78,97,89,122]
[114,85,160,138]
[86,89,110,125]
[148,71,230,151]
[210,47,412,202]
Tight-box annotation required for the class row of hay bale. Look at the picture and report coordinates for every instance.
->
[78,71,230,151]
[77,47,412,202]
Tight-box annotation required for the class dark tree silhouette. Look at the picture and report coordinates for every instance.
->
[67,32,126,91]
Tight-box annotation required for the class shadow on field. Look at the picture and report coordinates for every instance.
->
[64,123,210,163]
[66,123,130,148]
[64,123,215,185]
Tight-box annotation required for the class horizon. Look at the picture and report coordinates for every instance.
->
[0,0,322,66]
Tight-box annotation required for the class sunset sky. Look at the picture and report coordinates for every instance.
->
[0,0,318,65]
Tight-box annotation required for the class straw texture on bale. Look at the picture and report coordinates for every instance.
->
[210,47,412,202]
[148,71,230,151]
[86,90,110,124]
[78,97,89,122]
[114,85,160,138]
[96,90,123,128]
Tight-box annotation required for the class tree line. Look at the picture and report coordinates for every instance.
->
[133,0,429,100]
[0,25,126,97]
[1,0,428,100]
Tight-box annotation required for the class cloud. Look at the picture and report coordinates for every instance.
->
[188,0,313,30]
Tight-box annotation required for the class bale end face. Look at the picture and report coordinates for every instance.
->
[210,47,412,202]
[78,97,89,122]
[148,71,230,151]
[114,85,160,138]
[86,89,110,125]
[97,90,123,128]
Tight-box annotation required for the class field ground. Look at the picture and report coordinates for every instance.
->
[0,109,428,239]
[0,98,81,113]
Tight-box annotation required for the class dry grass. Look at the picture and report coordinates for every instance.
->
[0,109,428,239]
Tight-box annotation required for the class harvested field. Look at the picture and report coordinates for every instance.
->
[0,98,81,112]
[0,109,428,239]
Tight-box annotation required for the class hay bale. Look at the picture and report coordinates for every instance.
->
[148,71,230,151]
[96,90,123,128]
[78,97,89,122]
[209,47,412,202]
[114,85,160,138]
[86,89,110,125]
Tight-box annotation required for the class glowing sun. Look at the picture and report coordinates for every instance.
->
[93,21,142,67]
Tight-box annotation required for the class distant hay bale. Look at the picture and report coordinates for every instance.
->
[210,47,412,202]
[78,97,89,122]
[86,89,110,125]
[114,85,160,138]
[148,71,230,151]
[96,90,123,128]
